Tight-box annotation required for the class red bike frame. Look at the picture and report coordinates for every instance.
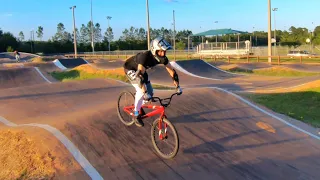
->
[123,104,168,139]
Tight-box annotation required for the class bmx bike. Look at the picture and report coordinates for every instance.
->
[117,90,180,159]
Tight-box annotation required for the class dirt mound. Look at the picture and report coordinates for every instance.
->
[73,64,125,76]
[0,130,55,179]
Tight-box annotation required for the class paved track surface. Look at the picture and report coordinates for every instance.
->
[147,65,320,92]
[0,67,48,89]
[0,52,39,62]
[57,58,88,69]
[283,64,320,72]
[0,59,319,179]
[209,61,320,72]
[0,79,319,179]
[175,59,238,79]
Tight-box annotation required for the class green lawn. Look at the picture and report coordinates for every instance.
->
[50,70,174,90]
[224,67,320,77]
[245,87,320,127]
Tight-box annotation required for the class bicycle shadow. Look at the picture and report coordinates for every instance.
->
[182,125,307,154]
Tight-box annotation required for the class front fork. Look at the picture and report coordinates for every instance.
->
[158,114,168,140]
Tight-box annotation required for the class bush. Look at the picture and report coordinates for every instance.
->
[6,46,14,52]
[176,41,185,50]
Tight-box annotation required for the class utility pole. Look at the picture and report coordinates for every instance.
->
[173,10,176,61]
[90,0,95,54]
[146,0,151,50]
[267,0,272,63]
[214,21,218,46]
[70,6,78,58]
[252,27,255,46]
[30,30,33,53]
[272,7,278,55]
[107,16,112,53]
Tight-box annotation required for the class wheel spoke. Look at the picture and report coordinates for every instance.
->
[151,118,179,159]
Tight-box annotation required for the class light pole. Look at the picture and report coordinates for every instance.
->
[272,7,278,55]
[214,21,218,46]
[146,0,151,50]
[267,0,272,63]
[30,30,34,53]
[90,0,95,54]
[312,22,314,54]
[173,10,176,61]
[70,6,78,58]
[107,16,112,52]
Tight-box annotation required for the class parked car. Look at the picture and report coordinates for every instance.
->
[287,50,317,57]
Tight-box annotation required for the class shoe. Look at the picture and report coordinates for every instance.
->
[143,93,152,101]
[133,111,144,127]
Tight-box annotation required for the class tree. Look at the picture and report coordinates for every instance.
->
[18,31,24,41]
[52,23,70,42]
[36,26,44,41]
[176,30,192,41]
[78,21,102,44]
[79,24,89,44]
[0,32,19,52]
[313,26,320,36]
[104,27,114,43]
[94,23,102,42]
[71,28,80,43]
[120,26,136,41]
[176,41,185,50]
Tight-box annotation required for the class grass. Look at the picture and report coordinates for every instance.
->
[51,69,128,82]
[50,65,175,90]
[245,87,320,128]
[219,66,320,77]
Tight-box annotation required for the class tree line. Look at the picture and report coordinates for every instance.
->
[1,22,320,54]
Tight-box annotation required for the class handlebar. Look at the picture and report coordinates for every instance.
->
[151,92,180,107]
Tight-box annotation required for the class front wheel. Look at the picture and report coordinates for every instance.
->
[117,91,135,126]
[151,117,179,159]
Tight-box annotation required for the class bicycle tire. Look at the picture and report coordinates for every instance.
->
[117,91,135,126]
[151,117,179,159]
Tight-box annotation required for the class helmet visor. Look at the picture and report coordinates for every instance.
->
[157,39,172,51]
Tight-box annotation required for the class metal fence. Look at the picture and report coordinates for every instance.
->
[252,45,320,56]
[198,41,248,51]
[65,45,320,58]
[70,49,196,56]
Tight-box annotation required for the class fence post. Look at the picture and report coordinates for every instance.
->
[247,55,249,63]
[300,56,302,63]
[278,56,280,65]
[214,55,216,61]
[228,56,230,63]
[257,56,260,62]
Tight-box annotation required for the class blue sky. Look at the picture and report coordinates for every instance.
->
[0,0,319,41]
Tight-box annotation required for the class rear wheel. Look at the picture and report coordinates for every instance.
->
[117,91,135,126]
[151,118,179,159]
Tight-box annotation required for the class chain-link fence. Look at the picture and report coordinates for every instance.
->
[198,41,248,51]
[252,45,320,56]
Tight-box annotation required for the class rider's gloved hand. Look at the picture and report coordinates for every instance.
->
[143,92,152,101]
[176,86,182,95]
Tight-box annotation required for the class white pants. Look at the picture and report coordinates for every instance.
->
[125,69,153,112]
[16,55,20,61]
[132,84,145,112]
